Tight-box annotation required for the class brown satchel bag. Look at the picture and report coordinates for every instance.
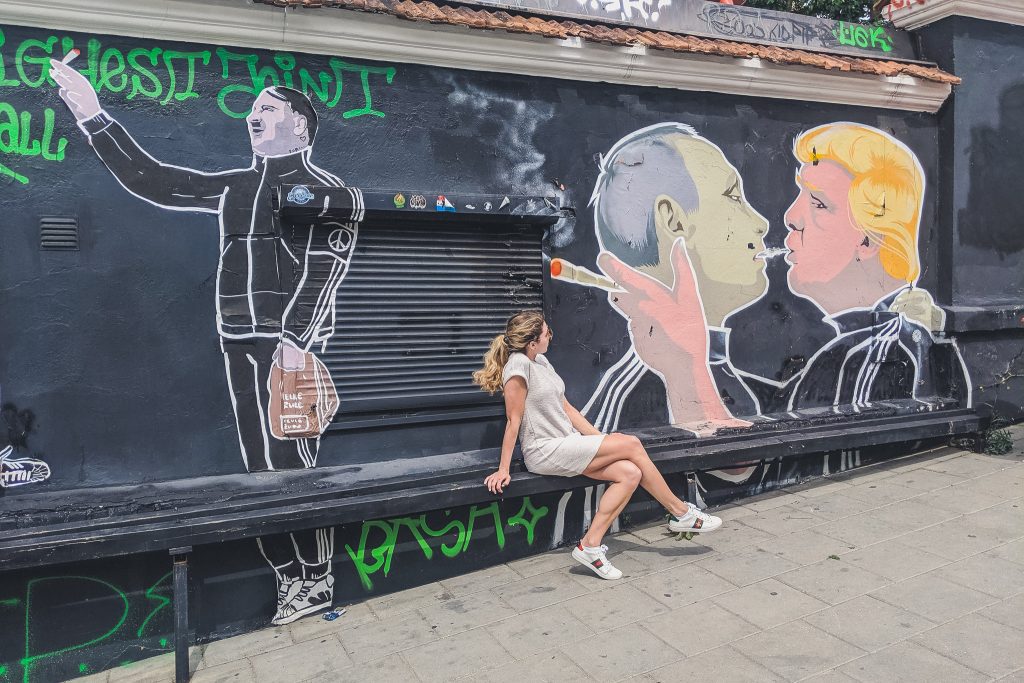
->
[268,348,340,439]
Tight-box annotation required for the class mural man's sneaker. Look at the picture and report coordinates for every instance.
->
[668,504,722,535]
[571,542,623,580]
[271,574,334,625]
[0,445,52,488]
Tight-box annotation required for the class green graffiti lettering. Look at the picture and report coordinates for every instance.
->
[299,68,334,108]
[0,30,23,88]
[126,48,163,101]
[21,576,129,683]
[160,50,210,105]
[833,22,892,53]
[870,26,893,52]
[216,48,281,118]
[345,497,549,591]
[14,36,56,89]
[97,47,127,93]
[135,571,173,639]
[274,53,297,90]
[330,59,396,119]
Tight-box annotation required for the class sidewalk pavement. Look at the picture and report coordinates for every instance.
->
[81,439,1024,683]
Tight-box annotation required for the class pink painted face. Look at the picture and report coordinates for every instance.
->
[783,160,862,296]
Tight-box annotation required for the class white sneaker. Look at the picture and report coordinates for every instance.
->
[668,504,722,534]
[271,574,334,625]
[571,542,623,580]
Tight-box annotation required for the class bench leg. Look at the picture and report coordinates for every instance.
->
[170,546,193,683]
[685,472,698,507]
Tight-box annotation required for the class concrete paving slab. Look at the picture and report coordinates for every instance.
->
[485,602,596,659]
[610,538,712,574]
[839,639,990,682]
[492,566,590,613]
[401,626,514,683]
[912,612,1024,678]
[774,558,891,605]
[785,478,856,499]
[287,604,373,644]
[798,671,861,683]
[933,553,1024,599]
[637,601,759,657]
[630,562,737,610]
[634,644,785,682]
[249,635,351,683]
[987,538,1024,565]
[898,516,1016,561]
[506,548,576,578]
[982,593,1024,631]
[560,622,683,683]
[864,497,959,533]
[417,589,518,637]
[695,546,802,586]
[563,582,669,632]
[734,504,830,536]
[730,619,866,681]
[839,539,949,581]
[802,595,936,651]
[741,491,805,512]
[951,472,1024,502]
[475,650,592,682]
[753,529,857,566]
[190,659,257,683]
[869,574,998,623]
[815,510,921,548]
[710,578,830,630]
[879,468,965,492]
[841,481,921,507]
[313,654,419,683]
[440,563,522,598]
[791,492,871,521]
[336,609,440,664]
[923,454,1017,478]
[690,519,776,553]
[201,626,293,669]
[365,581,451,620]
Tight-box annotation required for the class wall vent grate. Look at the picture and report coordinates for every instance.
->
[40,216,79,251]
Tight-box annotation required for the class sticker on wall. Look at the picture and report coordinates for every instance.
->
[0,445,51,488]
[484,202,493,211]
[409,194,427,209]
[436,195,456,212]
[466,204,476,210]
[287,185,314,205]
[499,196,510,210]
[393,193,406,208]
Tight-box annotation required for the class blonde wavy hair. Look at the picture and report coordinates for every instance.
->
[794,122,924,283]
[472,310,546,395]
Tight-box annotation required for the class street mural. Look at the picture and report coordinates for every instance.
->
[579,121,970,440]
[47,58,365,625]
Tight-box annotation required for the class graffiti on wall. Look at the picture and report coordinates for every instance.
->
[697,4,894,53]
[0,570,173,683]
[0,28,396,184]
[0,389,51,489]
[573,121,969,436]
[47,54,374,625]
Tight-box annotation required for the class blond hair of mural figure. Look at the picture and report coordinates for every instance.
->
[48,58,359,626]
[583,123,771,435]
[474,310,722,580]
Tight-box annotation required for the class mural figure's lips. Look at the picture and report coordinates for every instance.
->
[250,122,265,136]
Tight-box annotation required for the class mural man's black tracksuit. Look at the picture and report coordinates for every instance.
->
[79,111,363,582]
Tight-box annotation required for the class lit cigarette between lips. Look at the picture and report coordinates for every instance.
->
[550,258,624,293]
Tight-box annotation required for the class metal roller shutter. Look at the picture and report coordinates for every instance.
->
[314,220,544,419]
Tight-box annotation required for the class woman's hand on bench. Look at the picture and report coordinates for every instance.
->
[484,468,511,494]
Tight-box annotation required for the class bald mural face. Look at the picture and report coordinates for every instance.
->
[639,135,769,325]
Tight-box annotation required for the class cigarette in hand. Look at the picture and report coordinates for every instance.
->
[61,49,80,65]
[550,258,624,293]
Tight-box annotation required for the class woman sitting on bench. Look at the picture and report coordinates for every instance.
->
[473,309,721,580]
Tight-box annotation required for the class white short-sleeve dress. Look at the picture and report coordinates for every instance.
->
[502,352,605,476]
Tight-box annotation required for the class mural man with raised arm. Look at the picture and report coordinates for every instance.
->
[49,58,361,624]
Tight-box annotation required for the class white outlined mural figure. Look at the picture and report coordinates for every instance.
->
[49,59,363,625]
[0,445,51,488]
[580,122,969,438]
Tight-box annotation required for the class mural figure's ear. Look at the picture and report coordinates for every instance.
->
[656,196,696,241]
[293,114,309,140]
[856,233,879,262]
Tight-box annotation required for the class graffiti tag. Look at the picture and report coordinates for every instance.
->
[832,21,893,53]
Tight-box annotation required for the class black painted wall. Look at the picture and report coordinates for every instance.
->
[0,25,953,490]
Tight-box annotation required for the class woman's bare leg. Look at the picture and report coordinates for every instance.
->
[587,434,690,517]
[579,460,641,547]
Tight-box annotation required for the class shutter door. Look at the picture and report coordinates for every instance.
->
[319,220,544,417]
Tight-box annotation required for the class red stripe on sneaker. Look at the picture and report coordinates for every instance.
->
[592,559,603,568]
[577,542,584,550]
[694,517,703,529]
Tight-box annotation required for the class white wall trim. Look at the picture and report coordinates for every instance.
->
[888,0,1024,29]
[0,0,951,112]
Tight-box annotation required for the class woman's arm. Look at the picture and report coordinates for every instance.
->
[564,399,602,436]
[485,377,526,494]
